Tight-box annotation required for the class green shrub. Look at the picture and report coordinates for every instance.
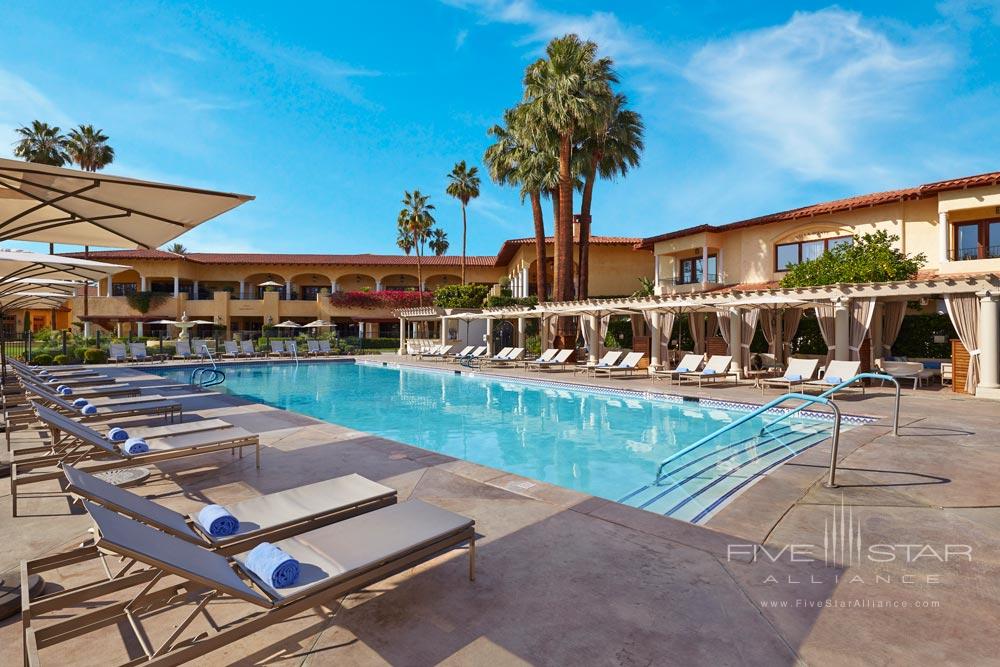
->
[83,348,108,364]
[605,319,633,349]
[892,313,955,358]
[790,313,828,355]
[433,284,490,308]
[525,334,541,355]
[52,354,72,365]
[484,295,538,308]
[32,353,53,366]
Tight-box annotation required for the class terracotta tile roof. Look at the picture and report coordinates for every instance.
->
[495,235,645,265]
[637,170,1000,249]
[62,249,496,267]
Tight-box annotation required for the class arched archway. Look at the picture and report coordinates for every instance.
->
[381,273,420,292]
[289,272,333,301]
[334,273,377,292]
[526,258,555,300]
[242,272,289,299]
[424,274,461,291]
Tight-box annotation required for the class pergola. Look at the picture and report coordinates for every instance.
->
[398,273,1000,398]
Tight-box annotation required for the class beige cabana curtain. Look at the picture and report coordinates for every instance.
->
[813,304,837,363]
[881,302,907,357]
[643,310,676,368]
[761,310,779,359]
[740,308,760,362]
[689,312,707,354]
[540,315,558,351]
[782,309,802,362]
[716,310,731,353]
[705,313,718,343]
[945,296,981,394]
[578,314,610,357]
[848,298,876,361]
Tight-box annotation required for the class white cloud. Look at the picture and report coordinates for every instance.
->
[140,78,249,113]
[683,8,951,183]
[444,0,668,69]
[455,29,469,50]
[936,0,1000,27]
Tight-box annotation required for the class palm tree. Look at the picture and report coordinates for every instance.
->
[522,34,616,302]
[13,121,68,166]
[485,105,551,301]
[445,161,480,284]
[429,228,449,256]
[66,125,115,172]
[164,242,188,255]
[577,93,644,297]
[397,190,436,305]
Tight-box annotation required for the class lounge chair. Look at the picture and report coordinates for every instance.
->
[526,349,574,371]
[759,358,819,394]
[62,465,396,554]
[450,345,474,360]
[318,340,333,355]
[429,344,456,360]
[269,340,287,357]
[15,366,116,386]
[479,347,513,365]
[285,340,300,357]
[592,351,645,378]
[221,340,241,358]
[523,348,557,367]
[678,355,739,387]
[128,342,162,363]
[22,500,474,666]
[575,350,623,375]
[191,339,210,358]
[647,353,705,383]
[306,340,321,356]
[878,360,926,390]
[20,378,182,423]
[456,346,487,363]
[11,403,259,516]
[803,360,863,394]
[417,344,444,359]
[489,347,525,367]
[14,370,141,400]
[108,343,127,364]
[174,340,195,359]
[11,359,94,376]
[241,339,261,357]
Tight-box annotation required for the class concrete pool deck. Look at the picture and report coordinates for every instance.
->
[2,355,999,665]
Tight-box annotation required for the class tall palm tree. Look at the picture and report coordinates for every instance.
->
[445,161,480,284]
[485,105,553,301]
[13,121,68,166]
[65,124,115,172]
[164,242,188,255]
[577,93,644,297]
[522,34,615,302]
[429,228,449,256]
[397,190,436,305]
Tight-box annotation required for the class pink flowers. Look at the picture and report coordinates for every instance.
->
[328,290,433,310]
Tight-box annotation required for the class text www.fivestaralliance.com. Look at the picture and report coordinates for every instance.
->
[759,599,941,609]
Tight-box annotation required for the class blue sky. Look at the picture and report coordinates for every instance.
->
[2,1,999,256]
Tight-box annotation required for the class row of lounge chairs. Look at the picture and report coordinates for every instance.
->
[647,354,864,393]
[8,360,477,666]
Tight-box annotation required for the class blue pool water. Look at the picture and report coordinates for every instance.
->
[150,361,844,523]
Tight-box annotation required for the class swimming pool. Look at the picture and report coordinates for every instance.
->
[149,361,848,523]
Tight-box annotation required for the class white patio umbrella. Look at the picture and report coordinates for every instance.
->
[273,320,302,329]
[0,158,253,247]
[258,280,283,288]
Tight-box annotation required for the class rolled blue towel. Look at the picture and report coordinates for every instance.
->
[784,374,802,381]
[675,367,689,373]
[197,504,240,537]
[702,369,716,375]
[80,403,98,415]
[121,437,148,454]
[37,370,49,376]
[46,378,58,384]
[107,427,129,442]
[72,398,90,408]
[60,386,73,395]
[246,542,300,588]
[824,375,842,384]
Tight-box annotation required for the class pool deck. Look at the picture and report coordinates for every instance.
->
[2,354,999,665]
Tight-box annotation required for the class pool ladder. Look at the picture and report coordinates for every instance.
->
[190,344,225,388]
[653,372,901,490]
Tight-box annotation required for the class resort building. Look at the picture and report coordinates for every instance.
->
[45,236,650,340]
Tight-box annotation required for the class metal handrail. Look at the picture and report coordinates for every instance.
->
[652,372,902,491]
[654,392,842,485]
[190,344,225,387]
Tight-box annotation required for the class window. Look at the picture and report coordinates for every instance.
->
[301,285,325,300]
[953,219,1000,260]
[677,255,717,284]
[111,283,137,296]
[775,235,852,271]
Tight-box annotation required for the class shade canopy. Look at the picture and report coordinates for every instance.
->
[273,320,302,328]
[258,280,283,287]
[0,277,80,298]
[0,158,253,248]
[303,319,332,328]
[0,249,129,288]
[0,290,73,310]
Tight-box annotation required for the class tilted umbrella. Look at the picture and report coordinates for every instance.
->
[0,158,253,248]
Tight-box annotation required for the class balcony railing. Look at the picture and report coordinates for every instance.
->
[661,272,725,287]
[949,245,1000,261]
